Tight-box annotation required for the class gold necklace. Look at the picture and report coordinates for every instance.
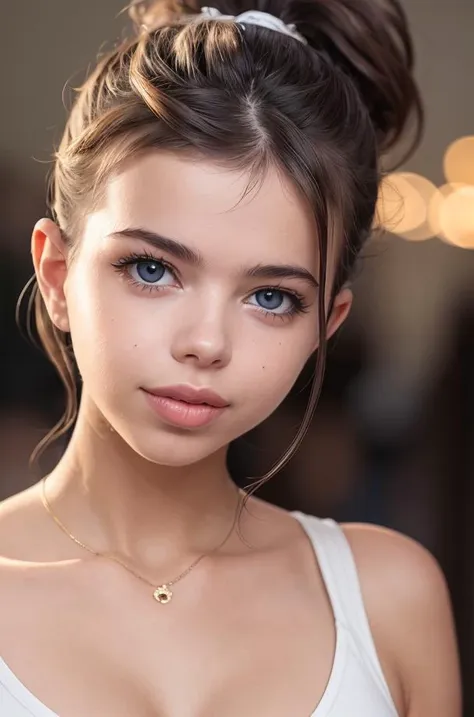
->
[41,475,244,604]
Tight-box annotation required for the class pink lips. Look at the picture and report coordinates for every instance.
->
[142,385,229,429]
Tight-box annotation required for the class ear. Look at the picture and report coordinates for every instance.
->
[311,286,353,352]
[327,286,353,340]
[32,218,70,332]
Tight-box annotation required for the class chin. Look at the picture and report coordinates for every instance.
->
[126,428,229,468]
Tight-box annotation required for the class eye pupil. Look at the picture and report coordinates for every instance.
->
[256,289,283,311]
[136,261,165,283]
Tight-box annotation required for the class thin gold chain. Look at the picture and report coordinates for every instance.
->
[41,475,244,594]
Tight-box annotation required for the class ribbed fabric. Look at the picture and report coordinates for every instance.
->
[0,512,398,716]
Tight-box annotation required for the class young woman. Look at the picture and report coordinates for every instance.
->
[0,1,461,715]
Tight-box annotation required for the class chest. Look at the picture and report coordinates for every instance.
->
[1,558,338,717]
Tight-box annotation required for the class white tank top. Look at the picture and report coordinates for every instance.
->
[0,512,399,716]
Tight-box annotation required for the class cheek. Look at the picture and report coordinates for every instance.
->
[236,331,314,422]
[65,263,143,382]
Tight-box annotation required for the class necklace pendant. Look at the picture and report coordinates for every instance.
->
[154,585,173,604]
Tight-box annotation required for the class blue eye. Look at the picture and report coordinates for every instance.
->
[256,290,285,311]
[112,253,178,292]
[247,288,305,317]
[134,260,166,284]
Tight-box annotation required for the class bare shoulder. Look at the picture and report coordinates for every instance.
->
[0,486,48,621]
[0,485,38,554]
[341,522,462,717]
[340,521,449,602]
[0,482,62,562]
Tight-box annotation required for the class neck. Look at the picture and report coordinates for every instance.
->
[44,399,241,574]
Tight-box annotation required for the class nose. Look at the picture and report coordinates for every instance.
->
[171,299,232,370]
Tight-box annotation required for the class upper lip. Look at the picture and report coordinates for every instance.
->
[144,384,229,408]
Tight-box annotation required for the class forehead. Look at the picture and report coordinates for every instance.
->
[88,151,318,268]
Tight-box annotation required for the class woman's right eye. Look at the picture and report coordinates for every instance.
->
[112,254,179,292]
[130,260,173,286]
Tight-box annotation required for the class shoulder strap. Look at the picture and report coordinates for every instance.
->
[292,512,393,701]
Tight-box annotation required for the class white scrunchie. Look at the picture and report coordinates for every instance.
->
[200,7,308,45]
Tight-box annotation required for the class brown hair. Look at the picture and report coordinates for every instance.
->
[24,0,423,486]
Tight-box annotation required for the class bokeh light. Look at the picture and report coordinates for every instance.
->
[438,185,474,249]
[428,183,466,242]
[376,172,438,241]
[444,136,474,186]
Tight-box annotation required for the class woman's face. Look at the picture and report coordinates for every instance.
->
[37,152,351,466]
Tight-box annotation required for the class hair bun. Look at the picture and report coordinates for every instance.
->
[291,0,423,160]
[128,0,200,32]
[127,0,422,161]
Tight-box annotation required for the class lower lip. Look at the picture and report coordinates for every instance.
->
[143,392,227,429]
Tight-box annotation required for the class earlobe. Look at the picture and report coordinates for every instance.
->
[32,218,70,333]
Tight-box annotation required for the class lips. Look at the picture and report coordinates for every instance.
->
[142,385,229,429]
[144,385,229,408]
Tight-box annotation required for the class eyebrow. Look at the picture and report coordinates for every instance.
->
[109,228,203,265]
[245,264,319,290]
[109,228,319,290]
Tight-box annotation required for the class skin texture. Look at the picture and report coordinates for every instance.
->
[0,152,462,716]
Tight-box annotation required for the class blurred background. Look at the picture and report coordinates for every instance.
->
[0,0,473,713]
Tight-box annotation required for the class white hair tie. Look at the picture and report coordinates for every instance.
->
[200,7,308,45]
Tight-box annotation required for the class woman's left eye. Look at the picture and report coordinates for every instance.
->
[247,289,307,317]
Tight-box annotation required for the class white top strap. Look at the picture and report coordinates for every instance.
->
[292,512,392,700]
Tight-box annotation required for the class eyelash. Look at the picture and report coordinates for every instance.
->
[111,252,311,319]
